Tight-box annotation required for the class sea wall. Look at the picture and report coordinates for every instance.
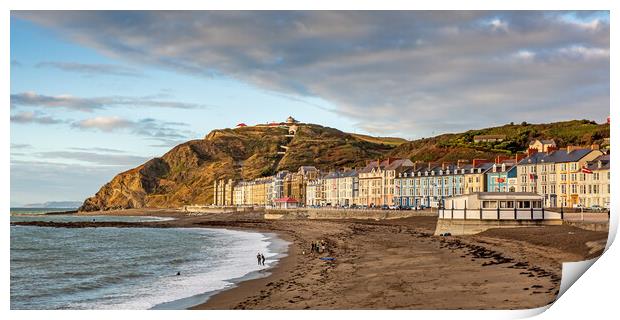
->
[183,205,262,215]
[564,220,609,232]
[264,208,437,220]
[434,219,563,236]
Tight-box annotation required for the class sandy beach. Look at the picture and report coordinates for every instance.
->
[13,209,608,310]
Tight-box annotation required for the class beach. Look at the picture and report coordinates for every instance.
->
[13,209,608,310]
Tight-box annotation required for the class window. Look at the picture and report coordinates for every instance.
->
[533,201,542,208]
[500,201,514,208]
[482,201,497,209]
[517,201,531,208]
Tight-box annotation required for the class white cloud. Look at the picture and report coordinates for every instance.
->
[74,116,132,132]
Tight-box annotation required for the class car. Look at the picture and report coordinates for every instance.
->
[590,205,604,212]
[380,205,390,210]
[388,205,399,210]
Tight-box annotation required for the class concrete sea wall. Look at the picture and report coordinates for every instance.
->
[434,218,563,236]
[264,208,437,220]
[183,205,262,215]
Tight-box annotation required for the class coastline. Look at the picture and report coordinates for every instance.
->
[12,209,609,310]
[190,230,297,310]
[154,231,291,310]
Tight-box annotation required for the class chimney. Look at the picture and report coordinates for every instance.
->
[495,155,509,164]
[472,159,487,167]
[546,145,557,154]
[527,148,538,156]
[442,162,448,170]
[428,162,432,170]
[567,146,576,153]
[457,159,468,168]
[591,144,600,150]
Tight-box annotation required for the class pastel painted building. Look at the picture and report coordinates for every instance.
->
[516,147,603,207]
[358,158,413,206]
[486,162,517,192]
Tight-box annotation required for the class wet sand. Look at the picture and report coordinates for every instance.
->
[13,210,608,309]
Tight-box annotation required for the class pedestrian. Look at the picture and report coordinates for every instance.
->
[257,252,262,266]
[261,253,266,266]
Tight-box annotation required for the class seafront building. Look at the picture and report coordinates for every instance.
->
[213,146,610,209]
[577,154,610,208]
[516,146,603,207]
[358,158,414,206]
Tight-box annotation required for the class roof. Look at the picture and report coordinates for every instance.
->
[448,192,542,200]
[586,154,610,171]
[274,197,299,203]
[359,158,413,173]
[474,134,506,139]
[542,149,595,163]
[529,139,556,145]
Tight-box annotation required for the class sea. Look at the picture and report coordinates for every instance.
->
[10,208,288,310]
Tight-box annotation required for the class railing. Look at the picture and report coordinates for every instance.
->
[439,207,562,220]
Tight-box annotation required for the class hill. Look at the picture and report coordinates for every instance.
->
[389,120,610,162]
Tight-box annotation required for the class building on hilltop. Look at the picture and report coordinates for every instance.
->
[528,139,557,153]
[473,134,506,143]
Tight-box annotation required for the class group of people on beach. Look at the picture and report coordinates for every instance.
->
[256,252,266,266]
[310,240,327,254]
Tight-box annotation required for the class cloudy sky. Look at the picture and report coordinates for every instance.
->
[10,11,609,206]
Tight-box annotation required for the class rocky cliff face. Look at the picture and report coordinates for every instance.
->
[79,124,396,211]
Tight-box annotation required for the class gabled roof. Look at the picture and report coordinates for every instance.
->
[542,149,595,163]
[586,154,610,171]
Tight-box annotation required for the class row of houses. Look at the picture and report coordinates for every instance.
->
[214,141,610,209]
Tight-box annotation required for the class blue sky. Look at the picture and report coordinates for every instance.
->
[10,11,609,206]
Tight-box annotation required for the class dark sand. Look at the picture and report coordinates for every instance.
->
[13,209,608,310]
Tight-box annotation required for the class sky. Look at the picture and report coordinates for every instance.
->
[10,11,610,206]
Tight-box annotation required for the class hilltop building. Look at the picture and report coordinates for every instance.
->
[473,135,505,143]
[529,139,557,153]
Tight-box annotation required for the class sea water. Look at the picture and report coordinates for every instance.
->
[10,214,286,310]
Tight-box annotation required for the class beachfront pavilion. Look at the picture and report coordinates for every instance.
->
[440,192,562,220]
[273,197,300,209]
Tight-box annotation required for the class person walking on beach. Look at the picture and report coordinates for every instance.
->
[257,252,262,266]
[261,253,266,266]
